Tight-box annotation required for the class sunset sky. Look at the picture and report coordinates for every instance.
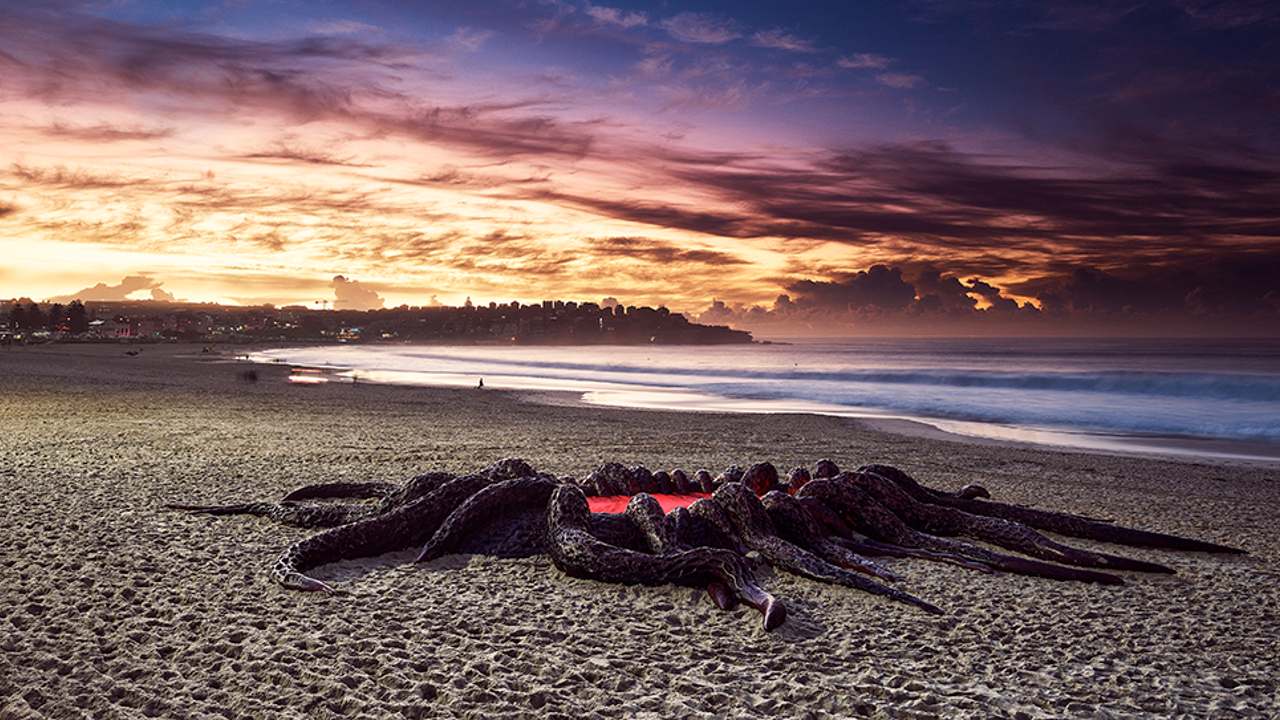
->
[2,1,1278,334]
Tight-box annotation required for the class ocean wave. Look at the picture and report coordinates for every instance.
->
[695,381,1280,441]
[257,344,1280,444]
[377,349,1280,403]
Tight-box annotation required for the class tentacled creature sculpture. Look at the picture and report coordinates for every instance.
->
[168,459,1243,630]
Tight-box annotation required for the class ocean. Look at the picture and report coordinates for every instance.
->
[252,338,1280,461]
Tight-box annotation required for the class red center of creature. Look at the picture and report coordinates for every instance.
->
[587,493,712,514]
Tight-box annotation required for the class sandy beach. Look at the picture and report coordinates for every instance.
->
[1,343,1277,719]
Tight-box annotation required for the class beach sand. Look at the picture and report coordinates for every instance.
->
[1,344,1277,719]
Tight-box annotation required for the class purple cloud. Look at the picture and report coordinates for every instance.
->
[661,13,741,44]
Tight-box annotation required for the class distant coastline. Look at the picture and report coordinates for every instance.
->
[1,298,753,346]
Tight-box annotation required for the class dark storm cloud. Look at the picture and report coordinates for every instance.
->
[666,140,1278,269]
[50,275,167,303]
[40,123,174,142]
[236,146,373,168]
[7,3,1277,271]
[9,163,151,190]
[701,252,1278,335]
[786,265,918,311]
[507,139,1278,286]
[379,167,551,191]
[1011,252,1280,318]
[0,6,598,162]
[331,275,384,310]
[590,236,746,266]
[1173,0,1280,28]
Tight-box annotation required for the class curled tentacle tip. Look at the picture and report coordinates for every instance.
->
[706,582,737,611]
[763,598,787,631]
[284,574,342,593]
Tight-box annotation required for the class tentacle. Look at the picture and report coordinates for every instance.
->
[416,476,557,562]
[546,484,785,630]
[671,469,697,494]
[797,493,993,572]
[376,471,458,512]
[630,466,657,494]
[667,506,738,609]
[633,497,739,609]
[955,484,990,500]
[280,482,399,502]
[862,464,1243,554]
[272,473,495,591]
[786,467,811,495]
[687,498,751,555]
[587,463,630,496]
[798,479,1124,585]
[796,495,990,572]
[711,483,944,615]
[760,490,900,581]
[167,501,373,529]
[625,494,676,552]
[741,463,780,495]
[834,536,996,574]
[852,471,1174,573]
[694,470,715,493]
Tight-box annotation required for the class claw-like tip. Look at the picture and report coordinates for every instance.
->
[763,598,787,631]
[706,582,737,610]
[917,599,945,616]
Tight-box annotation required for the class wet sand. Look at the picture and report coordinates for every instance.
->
[1,343,1277,719]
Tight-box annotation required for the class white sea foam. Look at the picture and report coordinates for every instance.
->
[253,338,1280,459]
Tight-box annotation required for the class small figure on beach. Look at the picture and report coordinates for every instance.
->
[477,377,484,389]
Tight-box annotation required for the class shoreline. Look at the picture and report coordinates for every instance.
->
[248,345,1280,467]
[2,342,1277,718]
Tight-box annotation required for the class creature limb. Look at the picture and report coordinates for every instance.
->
[666,506,738,609]
[166,501,374,529]
[624,494,677,552]
[760,490,900,581]
[416,476,558,562]
[862,464,1243,554]
[797,495,991,571]
[837,537,996,574]
[852,471,1174,573]
[546,484,785,630]
[280,482,399,502]
[798,480,1124,585]
[711,483,944,615]
[272,474,496,592]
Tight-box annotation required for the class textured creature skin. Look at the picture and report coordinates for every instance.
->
[547,485,786,631]
[709,483,943,615]
[280,482,399,502]
[163,501,378,529]
[170,457,1242,630]
[861,464,1244,554]
[761,490,899,582]
[851,471,1175,573]
[797,479,1127,585]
